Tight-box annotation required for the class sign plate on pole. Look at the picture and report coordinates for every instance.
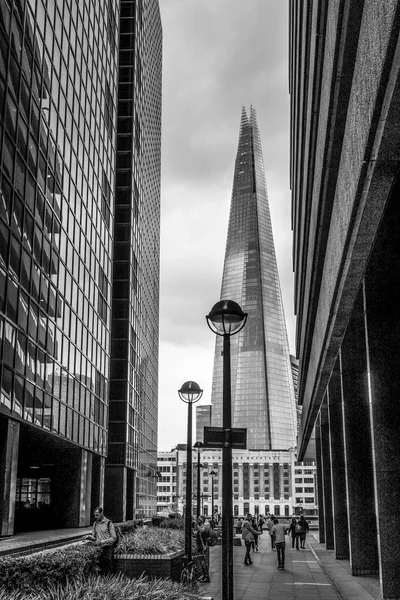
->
[203,427,247,449]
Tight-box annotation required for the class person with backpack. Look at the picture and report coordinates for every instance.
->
[250,516,260,551]
[193,515,211,583]
[288,517,300,550]
[298,514,309,549]
[82,506,117,574]
[241,513,260,565]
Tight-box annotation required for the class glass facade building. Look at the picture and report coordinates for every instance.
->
[0,0,161,534]
[210,106,297,450]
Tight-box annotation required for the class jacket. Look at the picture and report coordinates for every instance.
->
[241,520,260,542]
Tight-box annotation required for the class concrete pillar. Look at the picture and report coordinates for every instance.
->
[0,419,20,537]
[319,397,334,549]
[364,268,400,598]
[105,466,127,522]
[315,417,325,543]
[340,291,378,575]
[79,450,92,526]
[327,360,349,559]
[238,462,244,499]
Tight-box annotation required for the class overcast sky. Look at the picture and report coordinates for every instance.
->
[157,0,294,451]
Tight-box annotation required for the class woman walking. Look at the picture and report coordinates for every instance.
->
[288,517,299,550]
[298,515,309,549]
[241,514,260,565]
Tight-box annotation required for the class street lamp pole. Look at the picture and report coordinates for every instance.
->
[193,441,204,517]
[206,300,247,600]
[209,469,217,529]
[178,381,203,563]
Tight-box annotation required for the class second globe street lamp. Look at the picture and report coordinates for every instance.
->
[193,441,205,517]
[206,300,247,600]
[178,381,203,565]
[209,469,217,529]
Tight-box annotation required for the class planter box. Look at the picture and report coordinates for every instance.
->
[114,551,185,582]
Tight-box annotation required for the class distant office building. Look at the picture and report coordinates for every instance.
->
[105,0,162,521]
[210,106,297,450]
[290,1,400,595]
[0,0,162,535]
[156,450,177,514]
[195,405,211,443]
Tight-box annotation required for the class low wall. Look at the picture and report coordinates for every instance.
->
[114,551,184,582]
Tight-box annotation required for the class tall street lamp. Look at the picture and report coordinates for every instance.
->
[178,381,203,563]
[193,441,205,517]
[209,469,217,529]
[206,300,247,600]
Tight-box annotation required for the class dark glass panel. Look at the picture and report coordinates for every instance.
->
[13,373,24,417]
[1,364,13,410]
[24,380,34,422]
[0,267,6,311]
[0,220,9,266]
[9,235,21,279]
[12,194,24,236]
[18,289,29,331]
[0,176,12,225]
[3,321,16,366]
[6,276,18,323]
[2,134,15,181]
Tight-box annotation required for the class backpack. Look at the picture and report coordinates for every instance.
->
[295,523,303,534]
[108,521,122,547]
[207,527,218,547]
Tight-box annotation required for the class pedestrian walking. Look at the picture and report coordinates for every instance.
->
[250,516,260,551]
[241,513,260,565]
[272,518,287,570]
[82,506,117,574]
[288,517,300,550]
[298,514,309,549]
[193,515,211,582]
[258,515,265,532]
[266,515,276,550]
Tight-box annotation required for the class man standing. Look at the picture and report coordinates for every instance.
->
[241,513,260,565]
[193,515,211,583]
[267,516,276,551]
[272,518,287,570]
[82,506,117,574]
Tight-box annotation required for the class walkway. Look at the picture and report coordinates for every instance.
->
[0,528,381,599]
[200,532,381,600]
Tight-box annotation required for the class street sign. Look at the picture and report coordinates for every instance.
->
[203,427,247,449]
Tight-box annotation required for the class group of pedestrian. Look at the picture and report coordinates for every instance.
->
[288,514,309,550]
[83,506,311,579]
[241,513,310,570]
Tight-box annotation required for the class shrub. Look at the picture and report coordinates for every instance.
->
[0,543,99,593]
[115,527,186,556]
[0,573,208,600]
[160,516,184,530]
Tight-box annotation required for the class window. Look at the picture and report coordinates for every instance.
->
[304,478,314,483]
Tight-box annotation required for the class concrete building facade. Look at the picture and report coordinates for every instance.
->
[290,1,400,597]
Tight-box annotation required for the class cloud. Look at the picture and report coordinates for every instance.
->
[158,0,295,449]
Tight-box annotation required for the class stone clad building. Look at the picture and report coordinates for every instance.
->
[290,1,400,597]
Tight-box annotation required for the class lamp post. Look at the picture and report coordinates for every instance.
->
[178,381,203,563]
[209,469,217,529]
[206,300,247,600]
[193,441,205,517]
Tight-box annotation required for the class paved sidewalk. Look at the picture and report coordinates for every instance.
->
[0,527,91,557]
[199,532,381,600]
[0,528,381,599]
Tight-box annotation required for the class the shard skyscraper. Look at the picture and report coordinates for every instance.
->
[210,106,297,450]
